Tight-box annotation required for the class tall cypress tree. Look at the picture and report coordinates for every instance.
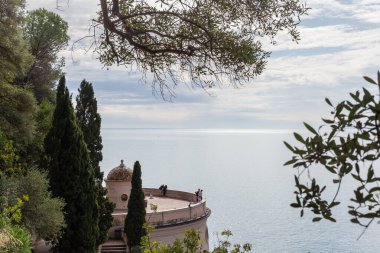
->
[124,161,146,249]
[76,79,114,245]
[75,79,102,180]
[44,76,99,253]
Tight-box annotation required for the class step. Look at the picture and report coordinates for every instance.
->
[101,242,127,253]
[101,250,126,253]
[102,245,126,249]
[101,247,126,253]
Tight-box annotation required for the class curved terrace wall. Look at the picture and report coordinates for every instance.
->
[143,188,197,202]
[111,188,209,227]
[107,188,211,251]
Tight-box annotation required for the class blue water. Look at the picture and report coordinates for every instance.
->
[100,128,380,253]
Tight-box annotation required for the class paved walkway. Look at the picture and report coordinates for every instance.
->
[146,195,192,212]
[112,195,197,215]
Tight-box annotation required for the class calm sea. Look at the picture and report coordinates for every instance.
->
[100,128,380,253]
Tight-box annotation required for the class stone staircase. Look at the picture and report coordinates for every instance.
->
[101,240,127,253]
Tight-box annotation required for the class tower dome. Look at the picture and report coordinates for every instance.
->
[107,160,133,181]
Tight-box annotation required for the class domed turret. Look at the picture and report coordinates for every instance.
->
[107,160,133,181]
[105,160,133,210]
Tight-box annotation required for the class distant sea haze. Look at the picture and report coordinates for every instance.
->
[101,128,295,134]
[101,128,380,253]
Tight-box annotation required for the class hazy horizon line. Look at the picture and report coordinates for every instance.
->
[100,127,303,133]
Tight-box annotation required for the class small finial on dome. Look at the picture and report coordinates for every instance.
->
[120,160,125,167]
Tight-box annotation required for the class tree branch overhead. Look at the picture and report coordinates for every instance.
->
[97,0,308,97]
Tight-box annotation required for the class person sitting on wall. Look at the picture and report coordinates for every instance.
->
[163,185,168,196]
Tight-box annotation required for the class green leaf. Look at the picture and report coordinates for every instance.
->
[369,187,380,193]
[325,166,336,174]
[283,141,294,152]
[367,168,374,182]
[350,92,360,103]
[326,216,336,222]
[362,213,378,218]
[327,128,337,141]
[293,162,306,168]
[290,203,301,208]
[350,218,359,224]
[335,102,344,116]
[363,76,377,85]
[329,201,340,208]
[312,217,322,222]
[348,105,359,120]
[325,98,332,106]
[294,175,300,186]
[284,159,297,166]
[348,210,357,216]
[303,122,317,135]
[364,154,375,160]
[355,190,364,203]
[294,132,305,144]
[352,174,363,182]
[322,118,334,124]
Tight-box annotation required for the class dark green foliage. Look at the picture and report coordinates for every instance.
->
[76,79,114,245]
[124,161,146,249]
[0,83,36,149]
[34,99,54,140]
[97,193,115,244]
[15,8,69,103]
[284,71,380,230]
[44,76,99,253]
[76,79,103,181]
[0,0,36,165]
[27,99,55,164]
[0,169,65,244]
[0,0,33,84]
[0,4,68,168]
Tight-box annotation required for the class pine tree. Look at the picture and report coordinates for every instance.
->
[44,76,99,253]
[76,79,114,245]
[124,161,146,249]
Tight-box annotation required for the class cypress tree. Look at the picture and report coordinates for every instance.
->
[76,79,114,245]
[75,79,102,180]
[124,161,146,249]
[44,76,99,253]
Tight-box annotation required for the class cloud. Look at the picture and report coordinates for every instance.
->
[271,25,380,51]
[100,103,198,127]
[25,0,380,129]
[305,0,380,24]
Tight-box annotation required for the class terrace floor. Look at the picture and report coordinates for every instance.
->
[112,195,203,214]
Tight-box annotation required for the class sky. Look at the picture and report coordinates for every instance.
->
[26,0,380,129]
